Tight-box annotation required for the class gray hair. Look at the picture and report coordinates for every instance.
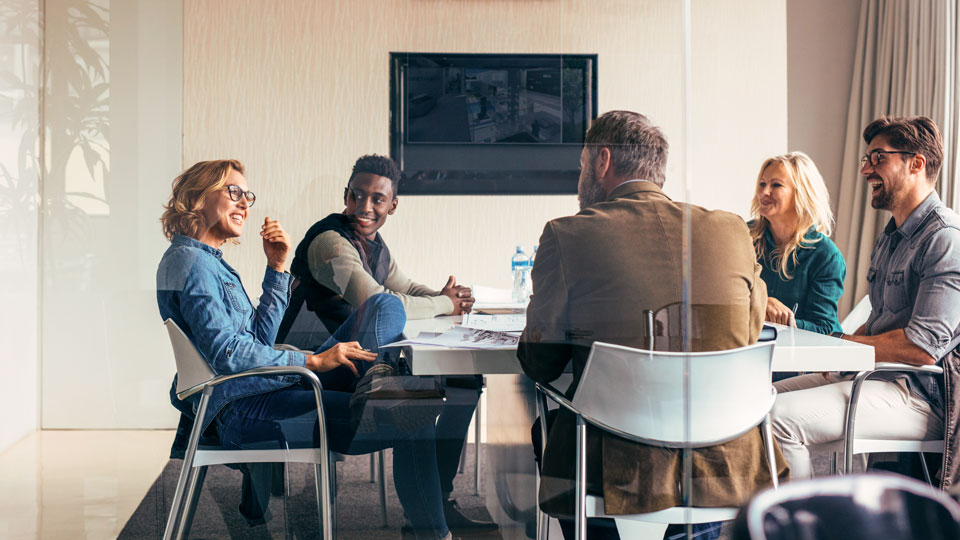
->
[584,110,669,187]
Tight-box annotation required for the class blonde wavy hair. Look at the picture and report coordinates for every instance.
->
[161,159,245,241]
[749,152,834,280]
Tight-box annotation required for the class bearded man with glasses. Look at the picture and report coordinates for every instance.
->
[772,116,960,489]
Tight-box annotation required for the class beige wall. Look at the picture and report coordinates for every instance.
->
[0,0,40,451]
[787,0,861,214]
[184,0,788,295]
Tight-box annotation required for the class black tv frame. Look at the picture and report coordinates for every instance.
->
[390,52,597,195]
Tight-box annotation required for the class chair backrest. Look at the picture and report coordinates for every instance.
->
[164,318,216,399]
[572,340,776,447]
[733,473,960,540]
[841,295,872,334]
[646,301,760,352]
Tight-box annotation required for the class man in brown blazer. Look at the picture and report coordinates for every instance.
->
[519,110,788,540]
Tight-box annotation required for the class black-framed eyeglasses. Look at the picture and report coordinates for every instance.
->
[226,185,256,206]
[860,149,916,168]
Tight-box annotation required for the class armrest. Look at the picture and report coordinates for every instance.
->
[843,362,943,473]
[177,365,322,400]
[869,362,943,375]
[535,382,579,415]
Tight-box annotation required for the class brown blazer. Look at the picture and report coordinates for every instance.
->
[519,181,788,516]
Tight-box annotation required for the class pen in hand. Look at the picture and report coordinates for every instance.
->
[790,303,799,328]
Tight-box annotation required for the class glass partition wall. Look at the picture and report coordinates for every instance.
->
[26,0,790,537]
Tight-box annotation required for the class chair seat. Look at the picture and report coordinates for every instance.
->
[193,446,327,467]
[586,495,738,524]
[852,439,944,454]
[822,438,945,454]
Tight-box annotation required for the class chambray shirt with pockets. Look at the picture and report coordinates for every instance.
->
[864,191,960,413]
[157,235,307,430]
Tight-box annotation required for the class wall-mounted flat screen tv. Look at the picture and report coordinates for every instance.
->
[390,53,597,195]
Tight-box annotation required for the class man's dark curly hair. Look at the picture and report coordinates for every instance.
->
[348,154,401,196]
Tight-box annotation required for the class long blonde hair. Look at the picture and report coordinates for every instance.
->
[161,160,245,241]
[749,152,833,280]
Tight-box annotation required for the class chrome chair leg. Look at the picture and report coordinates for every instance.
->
[179,465,207,540]
[474,393,482,496]
[315,463,325,536]
[379,450,388,527]
[458,439,467,473]
[369,453,376,483]
[175,463,202,540]
[535,389,550,540]
[919,452,934,485]
[575,416,587,540]
[165,389,211,540]
[761,416,779,488]
[330,456,339,535]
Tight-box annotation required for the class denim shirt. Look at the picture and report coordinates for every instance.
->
[157,235,306,430]
[865,191,960,412]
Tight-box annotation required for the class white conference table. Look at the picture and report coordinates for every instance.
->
[400,316,875,540]
[402,317,875,375]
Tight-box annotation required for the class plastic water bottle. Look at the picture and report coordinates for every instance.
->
[511,246,530,303]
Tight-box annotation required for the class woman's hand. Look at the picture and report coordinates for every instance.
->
[261,217,291,272]
[305,341,377,376]
[765,296,795,326]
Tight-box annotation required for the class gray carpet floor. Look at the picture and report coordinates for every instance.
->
[119,445,497,539]
[120,444,847,539]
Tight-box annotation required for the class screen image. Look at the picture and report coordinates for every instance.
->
[391,53,596,195]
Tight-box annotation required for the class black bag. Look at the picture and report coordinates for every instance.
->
[348,363,446,435]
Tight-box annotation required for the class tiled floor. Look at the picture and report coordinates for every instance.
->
[0,430,175,540]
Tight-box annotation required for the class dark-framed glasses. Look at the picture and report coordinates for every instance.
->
[226,185,256,206]
[860,149,916,168]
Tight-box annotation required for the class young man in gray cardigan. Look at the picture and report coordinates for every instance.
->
[286,154,494,536]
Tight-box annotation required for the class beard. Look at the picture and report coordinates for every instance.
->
[868,175,894,210]
[578,166,606,210]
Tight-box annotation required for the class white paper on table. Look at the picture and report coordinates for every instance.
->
[461,313,526,333]
[383,326,519,350]
[471,284,526,310]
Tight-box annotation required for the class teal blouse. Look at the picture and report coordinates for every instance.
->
[753,224,846,335]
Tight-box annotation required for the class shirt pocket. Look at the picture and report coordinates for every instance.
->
[222,279,250,314]
[883,270,908,313]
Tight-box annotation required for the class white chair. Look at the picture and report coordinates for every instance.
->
[536,340,779,540]
[842,362,945,482]
[162,319,334,540]
[835,296,946,482]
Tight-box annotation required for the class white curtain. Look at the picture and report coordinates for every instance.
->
[834,0,959,317]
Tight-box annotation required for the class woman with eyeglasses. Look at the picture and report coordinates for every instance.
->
[749,152,846,336]
[156,160,457,539]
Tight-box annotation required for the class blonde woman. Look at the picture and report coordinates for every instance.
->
[750,152,846,335]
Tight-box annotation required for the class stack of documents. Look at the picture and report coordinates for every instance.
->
[460,313,525,333]
[471,285,527,312]
[384,326,519,350]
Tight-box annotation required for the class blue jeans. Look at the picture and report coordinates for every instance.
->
[217,294,450,540]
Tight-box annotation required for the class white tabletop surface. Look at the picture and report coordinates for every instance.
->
[402,317,875,376]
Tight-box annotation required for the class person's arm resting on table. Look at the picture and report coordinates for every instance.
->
[308,232,457,317]
[845,229,960,365]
